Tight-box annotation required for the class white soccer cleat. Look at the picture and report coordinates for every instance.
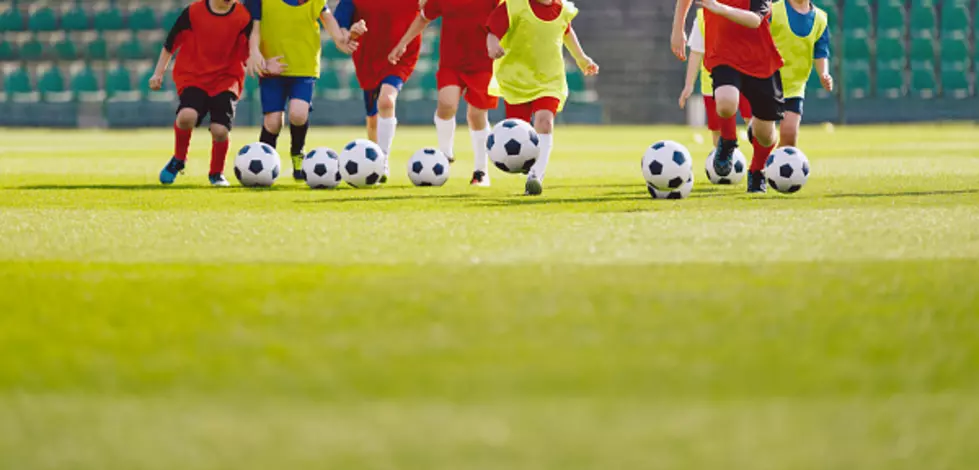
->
[470,171,490,187]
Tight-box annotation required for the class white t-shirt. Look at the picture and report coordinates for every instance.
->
[687,18,705,54]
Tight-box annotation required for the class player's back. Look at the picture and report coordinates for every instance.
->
[433,0,497,73]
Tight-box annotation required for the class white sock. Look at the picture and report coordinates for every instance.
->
[434,114,456,159]
[470,126,490,173]
[377,116,398,156]
[530,133,553,181]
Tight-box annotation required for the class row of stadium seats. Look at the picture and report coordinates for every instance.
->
[838,0,977,39]
[0,4,178,32]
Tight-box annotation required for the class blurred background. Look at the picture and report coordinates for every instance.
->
[0,0,976,127]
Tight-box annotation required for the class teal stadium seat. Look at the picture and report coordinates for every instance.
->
[940,4,969,39]
[54,36,79,61]
[19,35,44,61]
[0,39,14,61]
[117,35,144,60]
[86,34,109,61]
[4,66,32,94]
[876,65,905,98]
[875,1,905,38]
[105,65,133,97]
[38,66,65,94]
[28,6,58,32]
[816,1,837,31]
[128,6,157,31]
[910,66,937,97]
[60,5,91,31]
[875,36,906,68]
[844,63,871,98]
[841,3,871,38]
[71,66,100,93]
[0,7,24,32]
[94,5,125,31]
[910,36,936,67]
[940,37,969,69]
[842,35,871,62]
[941,68,971,98]
[909,3,936,38]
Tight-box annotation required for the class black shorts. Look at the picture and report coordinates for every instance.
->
[784,97,804,115]
[710,65,784,121]
[177,87,237,130]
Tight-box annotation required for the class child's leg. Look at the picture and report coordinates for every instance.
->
[778,98,803,147]
[376,82,401,156]
[209,123,230,177]
[525,97,561,196]
[161,87,206,184]
[287,81,314,180]
[206,91,236,185]
[467,103,491,182]
[259,77,287,149]
[435,85,461,161]
[174,108,197,161]
[703,95,722,146]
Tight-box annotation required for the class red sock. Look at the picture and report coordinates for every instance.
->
[174,123,192,161]
[751,140,775,172]
[719,115,738,141]
[210,139,230,176]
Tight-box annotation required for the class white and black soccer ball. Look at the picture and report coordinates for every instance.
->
[487,118,540,174]
[647,173,694,200]
[641,140,693,191]
[705,148,747,185]
[234,142,281,187]
[339,139,387,188]
[302,147,342,189]
[407,147,450,187]
[765,146,810,194]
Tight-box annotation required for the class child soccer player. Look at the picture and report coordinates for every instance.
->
[770,0,833,148]
[152,0,252,187]
[486,0,598,196]
[389,0,500,187]
[245,0,363,180]
[335,0,422,182]
[678,8,754,147]
[671,0,784,193]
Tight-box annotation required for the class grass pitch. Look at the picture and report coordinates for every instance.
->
[1,123,978,469]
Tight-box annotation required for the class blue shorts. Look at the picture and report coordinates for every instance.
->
[784,97,804,116]
[363,75,405,117]
[259,76,316,114]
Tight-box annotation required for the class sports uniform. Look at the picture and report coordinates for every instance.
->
[688,9,753,131]
[770,0,830,117]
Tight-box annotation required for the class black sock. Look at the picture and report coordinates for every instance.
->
[290,121,310,156]
[260,126,279,149]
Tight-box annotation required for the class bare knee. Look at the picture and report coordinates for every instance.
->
[534,112,555,134]
[467,105,488,130]
[779,130,798,147]
[288,108,308,127]
[753,123,777,147]
[210,124,230,142]
[436,99,458,121]
[378,93,397,115]
[176,109,198,129]
[263,113,283,134]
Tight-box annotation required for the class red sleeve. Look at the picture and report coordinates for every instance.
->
[422,0,442,20]
[486,4,509,37]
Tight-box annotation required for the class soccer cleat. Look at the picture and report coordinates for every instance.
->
[446,153,456,164]
[524,173,543,196]
[159,156,185,185]
[470,170,490,187]
[208,173,231,187]
[379,160,390,184]
[291,153,305,180]
[712,138,738,177]
[746,170,767,193]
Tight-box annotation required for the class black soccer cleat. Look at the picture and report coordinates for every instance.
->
[713,138,738,177]
[470,170,490,187]
[746,170,767,194]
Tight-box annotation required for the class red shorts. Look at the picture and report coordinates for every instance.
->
[437,69,498,110]
[504,97,561,122]
[703,95,753,131]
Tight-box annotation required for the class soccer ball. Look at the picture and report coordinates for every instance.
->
[705,148,747,185]
[641,140,692,191]
[407,147,450,187]
[339,139,387,188]
[234,142,281,187]
[647,173,694,200]
[765,146,810,193]
[487,118,540,174]
[302,147,342,189]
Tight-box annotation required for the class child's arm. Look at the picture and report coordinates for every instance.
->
[389,14,430,65]
[149,49,172,91]
[243,0,267,76]
[321,9,362,55]
[671,0,695,60]
[563,27,599,76]
[150,7,189,90]
[485,3,509,59]
[699,0,768,29]
[814,26,833,91]
[679,51,702,108]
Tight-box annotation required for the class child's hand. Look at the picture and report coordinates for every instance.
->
[246,54,266,77]
[350,20,367,40]
[670,27,687,61]
[820,73,834,92]
[148,73,163,91]
[678,85,693,109]
[487,34,505,59]
[264,56,287,76]
[577,56,599,76]
[388,45,406,65]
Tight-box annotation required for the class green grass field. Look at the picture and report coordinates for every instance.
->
[1,123,978,469]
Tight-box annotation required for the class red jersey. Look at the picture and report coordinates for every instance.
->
[485,0,570,38]
[703,0,783,78]
[351,0,421,90]
[422,0,497,74]
[165,0,252,97]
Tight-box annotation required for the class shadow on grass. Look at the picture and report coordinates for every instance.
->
[825,189,979,198]
[15,184,311,192]
[294,193,481,204]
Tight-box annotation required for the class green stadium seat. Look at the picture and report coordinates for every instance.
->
[910,36,936,67]
[19,35,44,61]
[243,73,259,100]
[875,36,906,67]
[161,7,182,31]
[910,65,937,97]
[842,35,871,62]
[71,66,100,93]
[60,6,91,31]
[875,64,905,98]
[4,66,32,94]
[94,6,125,31]
[941,68,971,98]
[0,39,14,61]
[128,6,157,30]
[323,40,348,61]
[117,35,144,60]
[843,62,871,98]
[53,36,79,61]
[28,6,58,31]
[314,68,348,100]
[105,65,133,97]
[841,3,871,37]
[817,1,837,31]
[909,4,936,38]
[940,37,969,68]
[0,7,24,32]
[875,1,905,38]
[86,34,109,60]
[940,4,969,38]
[38,66,65,93]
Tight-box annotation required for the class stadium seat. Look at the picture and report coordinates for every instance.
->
[940,36,969,69]
[323,40,348,61]
[0,39,14,61]
[315,68,348,100]
[94,6,125,31]
[875,1,905,38]
[843,63,871,98]
[842,35,871,62]
[875,36,906,68]
[908,4,936,38]
[875,65,906,98]
[86,34,109,61]
[53,36,79,61]
[941,68,971,98]
[71,65,100,93]
[910,36,936,68]
[28,6,58,32]
[243,73,258,100]
[940,3,969,34]
[117,35,144,60]
[4,66,32,94]
[0,7,24,32]
[105,64,133,97]
[38,65,65,93]
[19,35,44,61]
[128,6,157,31]
[60,5,91,31]
[841,3,872,37]
[817,1,837,31]
[910,65,938,97]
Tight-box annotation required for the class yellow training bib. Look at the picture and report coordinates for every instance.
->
[771,1,827,99]
[260,0,325,78]
[490,0,577,110]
